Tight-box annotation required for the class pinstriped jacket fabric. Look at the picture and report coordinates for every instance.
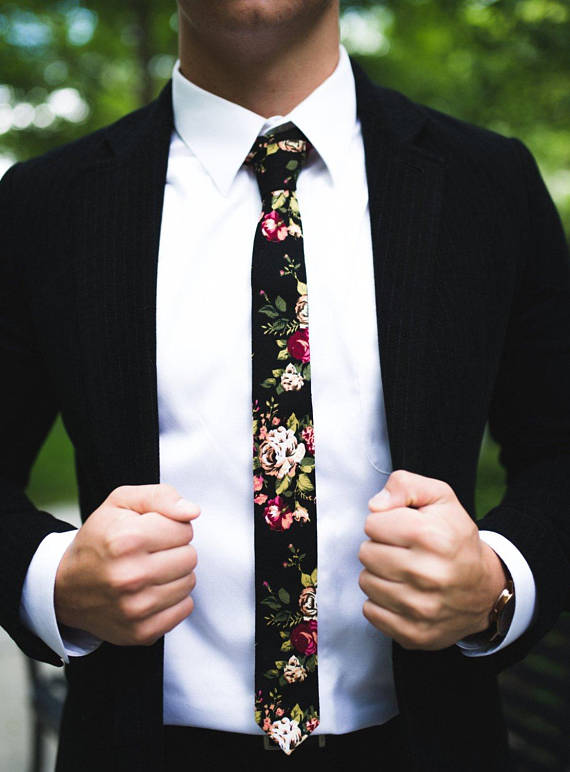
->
[1,61,568,771]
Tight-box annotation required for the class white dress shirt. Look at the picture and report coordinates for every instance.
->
[20,45,536,735]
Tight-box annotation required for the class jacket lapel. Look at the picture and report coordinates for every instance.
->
[69,84,174,503]
[353,62,446,475]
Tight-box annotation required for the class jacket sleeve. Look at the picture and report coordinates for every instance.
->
[0,163,77,666]
[478,139,570,669]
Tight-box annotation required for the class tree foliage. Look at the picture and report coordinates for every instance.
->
[0,0,569,235]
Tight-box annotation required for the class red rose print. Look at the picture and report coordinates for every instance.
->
[261,210,288,242]
[287,328,310,363]
[263,496,294,531]
[290,620,318,655]
[301,426,314,455]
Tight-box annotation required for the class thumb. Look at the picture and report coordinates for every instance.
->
[108,483,200,523]
[368,470,453,512]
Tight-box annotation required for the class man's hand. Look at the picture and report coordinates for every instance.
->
[358,470,507,650]
[55,484,199,647]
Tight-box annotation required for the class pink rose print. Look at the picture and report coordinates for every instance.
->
[264,496,294,532]
[261,210,288,242]
[287,328,310,363]
[253,475,264,492]
[290,619,318,655]
[301,426,314,455]
[306,718,320,733]
[254,494,268,505]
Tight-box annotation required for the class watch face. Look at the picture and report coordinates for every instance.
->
[497,586,515,637]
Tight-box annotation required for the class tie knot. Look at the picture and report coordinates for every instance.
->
[245,125,310,197]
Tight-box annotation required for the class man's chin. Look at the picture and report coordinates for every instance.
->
[178,0,335,36]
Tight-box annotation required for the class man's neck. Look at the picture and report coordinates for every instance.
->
[177,7,340,118]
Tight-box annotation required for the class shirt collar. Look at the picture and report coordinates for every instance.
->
[171,45,357,195]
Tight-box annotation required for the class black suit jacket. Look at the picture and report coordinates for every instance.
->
[1,61,569,771]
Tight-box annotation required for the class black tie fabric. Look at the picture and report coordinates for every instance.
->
[246,126,320,754]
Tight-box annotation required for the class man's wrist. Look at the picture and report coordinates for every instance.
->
[463,546,512,645]
[472,542,509,635]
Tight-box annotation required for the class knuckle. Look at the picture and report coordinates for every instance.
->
[358,569,369,594]
[173,597,194,626]
[417,524,453,556]
[106,529,144,560]
[363,514,376,538]
[131,623,158,647]
[109,485,132,502]
[362,599,374,622]
[357,541,369,565]
[390,469,409,486]
[108,565,146,594]
[153,483,178,507]
[411,597,440,622]
[409,561,449,591]
[185,544,198,569]
[119,594,147,622]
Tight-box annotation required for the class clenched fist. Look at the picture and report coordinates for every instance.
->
[358,470,507,650]
[55,484,199,647]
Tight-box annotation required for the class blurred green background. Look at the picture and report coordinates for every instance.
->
[2,0,567,511]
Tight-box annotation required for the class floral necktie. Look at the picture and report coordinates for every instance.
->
[246,126,320,755]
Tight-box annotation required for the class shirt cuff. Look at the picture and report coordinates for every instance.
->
[19,530,102,663]
[457,530,537,657]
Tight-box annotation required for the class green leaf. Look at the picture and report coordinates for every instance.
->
[300,457,314,472]
[274,660,286,669]
[276,338,287,348]
[278,675,288,687]
[297,281,308,296]
[276,384,284,395]
[261,597,282,610]
[274,610,291,623]
[277,348,290,361]
[290,703,304,724]
[278,588,290,605]
[272,368,284,378]
[286,159,299,171]
[271,192,287,210]
[286,413,299,433]
[296,473,314,494]
[301,572,312,588]
[305,654,317,673]
[275,475,291,495]
[252,419,258,436]
[275,295,287,312]
[264,669,280,680]
[302,363,311,381]
[280,639,294,653]
[310,568,318,585]
[259,304,280,319]
[260,377,277,389]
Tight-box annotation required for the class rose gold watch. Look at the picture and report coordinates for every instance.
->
[487,579,515,643]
